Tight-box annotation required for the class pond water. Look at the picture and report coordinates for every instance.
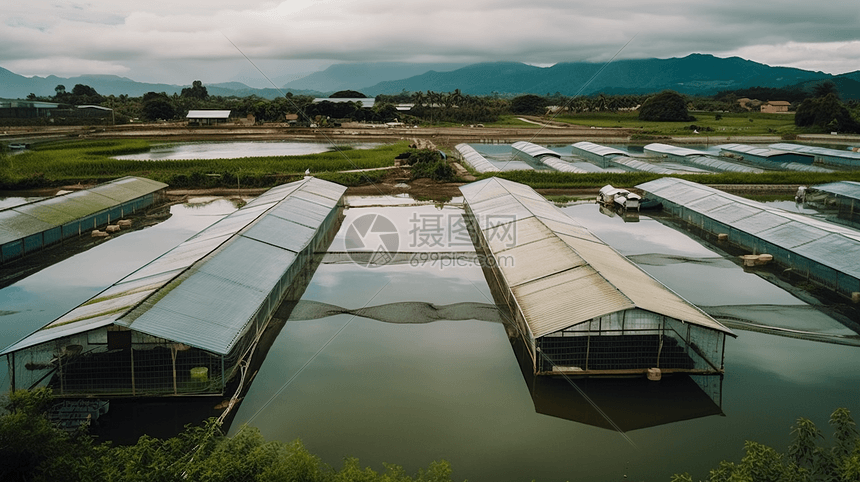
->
[113,141,381,161]
[2,193,859,482]
[227,198,860,482]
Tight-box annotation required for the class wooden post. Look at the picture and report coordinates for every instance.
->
[171,347,177,395]
[130,346,135,396]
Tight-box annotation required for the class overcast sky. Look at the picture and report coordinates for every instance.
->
[3,0,860,87]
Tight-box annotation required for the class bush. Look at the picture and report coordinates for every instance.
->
[639,91,696,122]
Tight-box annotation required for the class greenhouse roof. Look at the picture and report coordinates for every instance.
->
[644,143,708,157]
[571,141,626,158]
[809,181,860,200]
[770,143,860,162]
[0,176,166,245]
[455,143,500,173]
[2,177,346,356]
[637,177,860,278]
[460,177,732,339]
[512,141,562,159]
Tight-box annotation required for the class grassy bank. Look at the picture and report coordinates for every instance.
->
[544,111,799,137]
[0,139,409,189]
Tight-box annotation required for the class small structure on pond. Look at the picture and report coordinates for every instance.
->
[2,177,346,398]
[460,177,734,378]
[1,176,167,265]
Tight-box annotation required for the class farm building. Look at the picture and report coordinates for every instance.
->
[511,141,586,173]
[571,141,626,165]
[802,181,860,224]
[0,100,59,118]
[1,176,167,265]
[644,143,763,173]
[717,143,815,165]
[2,177,346,398]
[760,101,791,113]
[186,109,231,125]
[637,177,860,301]
[460,177,733,378]
[770,143,860,169]
[454,143,500,173]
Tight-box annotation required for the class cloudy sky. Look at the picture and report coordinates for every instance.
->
[3,0,860,87]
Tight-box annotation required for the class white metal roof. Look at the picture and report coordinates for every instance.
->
[644,143,708,157]
[637,177,860,277]
[512,141,562,159]
[770,143,860,162]
[455,144,501,173]
[2,177,346,356]
[186,110,231,119]
[571,141,626,158]
[460,177,733,338]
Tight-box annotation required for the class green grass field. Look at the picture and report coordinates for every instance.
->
[3,136,859,191]
[0,139,411,189]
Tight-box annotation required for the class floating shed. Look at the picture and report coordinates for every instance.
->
[511,141,586,173]
[644,143,763,173]
[2,177,346,397]
[0,176,167,265]
[770,143,860,168]
[637,177,860,301]
[571,141,703,174]
[717,143,815,165]
[571,141,626,165]
[454,143,500,173]
[460,177,733,377]
[804,181,860,223]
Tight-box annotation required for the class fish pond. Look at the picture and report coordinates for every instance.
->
[1,191,859,481]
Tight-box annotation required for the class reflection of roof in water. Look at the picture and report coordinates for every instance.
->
[509,339,723,431]
[528,374,724,431]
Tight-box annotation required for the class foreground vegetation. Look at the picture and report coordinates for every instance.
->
[0,389,457,482]
[673,407,860,482]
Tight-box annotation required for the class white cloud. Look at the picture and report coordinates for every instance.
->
[2,0,859,83]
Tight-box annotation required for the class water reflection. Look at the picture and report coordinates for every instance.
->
[114,141,380,161]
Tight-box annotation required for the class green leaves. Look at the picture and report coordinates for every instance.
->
[678,408,860,482]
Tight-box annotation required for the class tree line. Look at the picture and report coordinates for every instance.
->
[20,80,860,132]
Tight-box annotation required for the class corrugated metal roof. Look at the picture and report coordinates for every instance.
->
[541,157,590,173]
[809,181,860,200]
[2,177,346,356]
[513,268,634,338]
[571,141,626,158]
[0,176,167,245]
[460,177,733,339]
[687,156,763,173]
[512,141,562,159]
[644,143,707,157]
[608,156,698,175]
[455,144,501,173]
[637,177,860,277]
[186,110,231,119]
[770,143,860,162]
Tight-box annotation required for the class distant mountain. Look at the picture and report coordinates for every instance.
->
[363,54,844,97]
[2,54,858,101]
[0,68,185,99]
[284,62,468,92]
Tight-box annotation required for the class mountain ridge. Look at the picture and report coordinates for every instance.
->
[2,54,858,100]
